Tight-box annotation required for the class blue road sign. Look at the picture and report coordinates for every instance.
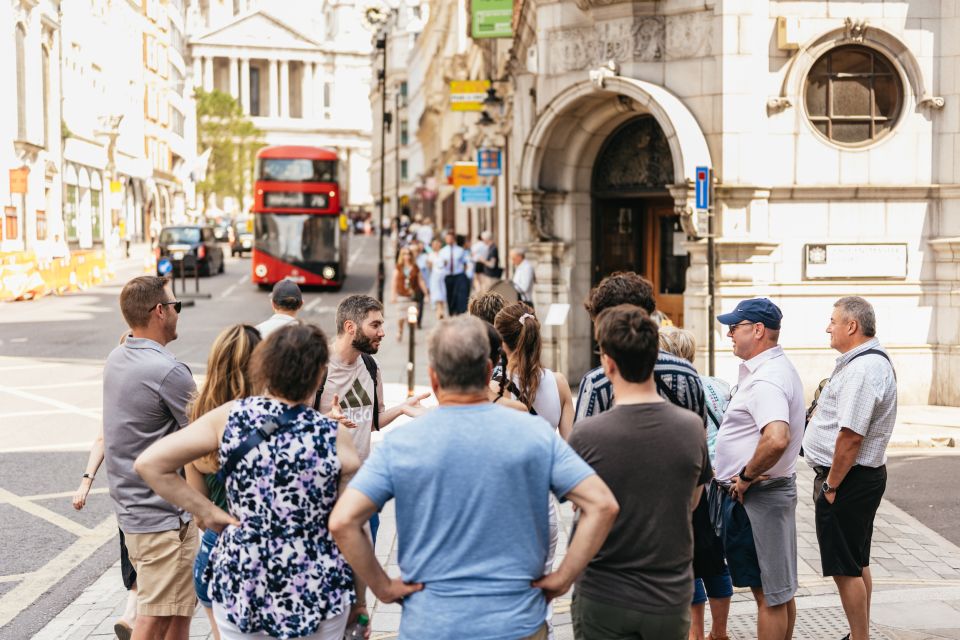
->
[695,166,710,210]
[477,148,502,176]
[459,185,495,206]
[158,257,173,276]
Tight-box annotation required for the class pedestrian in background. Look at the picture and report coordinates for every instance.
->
[426,238,448,320]
[330,315,619,640]
[471,230,491,292]
[411,240,429,328]
[255,280,303,338]
[391,247,429,342]
[569,304,712,639]
[184,323,262,640]
[103,276,197,640]
[439,230,472,316]
[714,298,805,640]
[135,322,363,640]
[803,296,897,640]
[479,230,502,291]
[510,247,535,305]
[575,272,705,424]
[468,290,506,326]
[658,326,733,640]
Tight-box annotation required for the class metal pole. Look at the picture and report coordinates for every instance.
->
[395,90,401,258]
[707,193,716,377]
[407,304,417,397]
[376,32,388,304]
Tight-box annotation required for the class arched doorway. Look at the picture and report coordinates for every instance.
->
[591,116,688,326]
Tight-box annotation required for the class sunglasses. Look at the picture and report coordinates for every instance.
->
[158,300,182,314]
[727,321,756,332]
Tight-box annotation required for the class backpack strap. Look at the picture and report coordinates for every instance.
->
[497,375,538,416]
[361,353,380,431]
[216,404,304,484]
[849,348,896,379]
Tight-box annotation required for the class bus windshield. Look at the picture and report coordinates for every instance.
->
[258,158,337,182]
[255,214,339,263]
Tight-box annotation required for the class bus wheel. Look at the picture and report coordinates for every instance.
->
[257,283,271,291]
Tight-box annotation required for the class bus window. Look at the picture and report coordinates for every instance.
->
[258,159,337,182]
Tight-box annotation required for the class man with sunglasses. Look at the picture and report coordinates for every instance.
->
[713,298,805,640]
[103,276,198,640]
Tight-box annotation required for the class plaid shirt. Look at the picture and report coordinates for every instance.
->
[574,351,707,426]
[802,338,898,468]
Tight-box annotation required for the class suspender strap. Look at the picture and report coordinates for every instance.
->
[216,404,304,484]
[361,353,381,431]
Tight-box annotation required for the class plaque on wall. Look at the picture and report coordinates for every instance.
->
[803,243,908,280]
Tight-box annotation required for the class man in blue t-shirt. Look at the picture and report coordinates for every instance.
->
[331,316,619,640]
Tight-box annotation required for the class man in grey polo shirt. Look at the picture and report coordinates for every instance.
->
[103,276,197,640]
[803,296,897,640]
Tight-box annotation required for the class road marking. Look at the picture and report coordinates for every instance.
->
[0,488,94,537]
[0,440,95,453]
[348,245,362,268]
[0,363,61,372]
[4,487,109,503]
[236,274,248,284]
[0,409,101,418]
[0,385,104,421]
[10,338,27,343]
[0,573,32,584]
[0,515,116,629]
[220,283,239,298]
[9,381,100,391]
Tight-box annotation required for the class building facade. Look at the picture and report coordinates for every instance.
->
[188,0,374,213]
[1,0,62,253]
[401,0,960,405]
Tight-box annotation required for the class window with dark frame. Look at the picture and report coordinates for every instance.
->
[804,44,903,145]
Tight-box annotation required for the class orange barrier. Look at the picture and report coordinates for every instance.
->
[0,249,112,301]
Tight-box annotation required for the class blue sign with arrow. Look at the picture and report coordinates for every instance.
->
[158,257,172,276]
[695,166,710,210]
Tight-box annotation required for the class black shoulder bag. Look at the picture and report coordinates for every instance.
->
[216,404,304,484]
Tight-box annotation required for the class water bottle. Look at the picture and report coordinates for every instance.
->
[344,613,369,639]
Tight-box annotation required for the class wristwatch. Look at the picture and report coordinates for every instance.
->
[738,466,754,483]
[82,473,94,480]
[821,480,836,495]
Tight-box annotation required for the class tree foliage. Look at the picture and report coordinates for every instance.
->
[195,89,265,212]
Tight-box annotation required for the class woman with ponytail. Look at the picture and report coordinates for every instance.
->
[493,302,574,440]
[493,302,575,640]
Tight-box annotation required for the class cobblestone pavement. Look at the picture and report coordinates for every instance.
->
[32,461,960,640]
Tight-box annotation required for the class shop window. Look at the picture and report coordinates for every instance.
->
[36,210,47,241]
[401,159,408,181]
[804,44,903,146]
[65,184,78,242]
[4,207,18,241]
[91,190,102,241]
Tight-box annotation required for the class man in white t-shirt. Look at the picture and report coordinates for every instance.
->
[713,297,805,640]
[255,279,302,337]
[511,247,535,304]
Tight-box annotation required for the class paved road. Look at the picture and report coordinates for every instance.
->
[0,235,381,639]
[885,450,960,548]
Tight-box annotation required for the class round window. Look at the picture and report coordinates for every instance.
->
[804,45,904,146]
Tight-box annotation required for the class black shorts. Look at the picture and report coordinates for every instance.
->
[813,464,886,577]
[119,528,137,590]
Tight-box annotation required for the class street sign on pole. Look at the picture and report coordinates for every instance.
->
[459,186,495,207]
[695,166,710,210]
[477,148,502,176]
[157,258,173,276]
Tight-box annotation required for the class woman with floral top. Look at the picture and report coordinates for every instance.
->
[136,322,362,640]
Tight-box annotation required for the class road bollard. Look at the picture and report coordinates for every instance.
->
[407,304,418,397]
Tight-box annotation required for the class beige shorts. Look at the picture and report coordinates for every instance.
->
[124,519,199,617]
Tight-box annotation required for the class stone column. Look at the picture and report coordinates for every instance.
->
[240,58,251,114]
[192,55,202,89]
[312,63,322,118]
[301,61,312,120]
[268,59,279,117]
[279,59,290,118]
[228,56,239,99]
[528,240,571,374]
[202,56,213,92]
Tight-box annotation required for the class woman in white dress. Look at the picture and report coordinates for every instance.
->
[426,238,447,320]
[492,302,575,640]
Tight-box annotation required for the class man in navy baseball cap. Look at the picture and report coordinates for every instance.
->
[717,297,783,330]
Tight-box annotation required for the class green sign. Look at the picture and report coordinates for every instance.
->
[472,0,512,39]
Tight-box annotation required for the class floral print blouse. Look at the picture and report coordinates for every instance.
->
[206,396,354,639]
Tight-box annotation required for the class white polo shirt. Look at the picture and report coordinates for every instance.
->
[714,345,806,481]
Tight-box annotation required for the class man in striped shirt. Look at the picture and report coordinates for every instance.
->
[575,272,706,425]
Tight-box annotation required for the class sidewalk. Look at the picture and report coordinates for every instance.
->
[31,294,960,639]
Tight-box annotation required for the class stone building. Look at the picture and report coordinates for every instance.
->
[188,0,373,213]
[1,0,62,253]
[402,0,960,405]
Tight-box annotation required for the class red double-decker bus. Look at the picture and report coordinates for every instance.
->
[251,145,348,288]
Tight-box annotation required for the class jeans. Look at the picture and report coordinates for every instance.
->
[193,528,219,608]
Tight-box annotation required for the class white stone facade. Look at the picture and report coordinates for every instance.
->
[493,0,960,405]
[189,0,373,211]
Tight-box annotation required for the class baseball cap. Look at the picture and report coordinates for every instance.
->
[717,298,783,330]
[271,279,302,306]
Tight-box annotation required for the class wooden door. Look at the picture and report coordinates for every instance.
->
[650,205,687,328]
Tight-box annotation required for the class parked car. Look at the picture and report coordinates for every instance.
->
[212,220,232,242]
[231,218,254,257]
[156,225,225,277]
